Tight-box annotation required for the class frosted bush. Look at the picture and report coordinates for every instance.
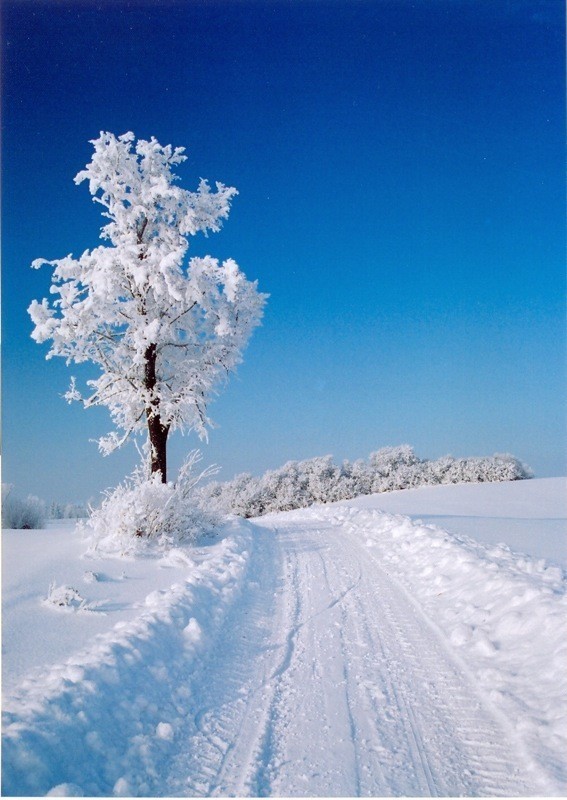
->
[304,455,343,503]
[488,453,534,481]
[369,445,420,476]
[2,485,46,529]
[425,453,533,485]
[84,452,219,556]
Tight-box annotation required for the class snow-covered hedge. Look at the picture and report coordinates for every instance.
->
[198,447,532,518]
[84,452,219,556]
[1,485,46,529]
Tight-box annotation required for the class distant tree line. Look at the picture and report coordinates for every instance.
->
[1,448,532,530]
[2,485,88,530]
[48,501,89,520]
[197,446,532,519]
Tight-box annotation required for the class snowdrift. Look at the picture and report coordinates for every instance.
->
[2,521,254,796]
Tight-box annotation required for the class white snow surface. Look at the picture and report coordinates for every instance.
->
[345,476,567,567]
[2,478,566,796]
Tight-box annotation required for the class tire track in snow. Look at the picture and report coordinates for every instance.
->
[257,514,540,796]
[314,524,443,796]
[246,545,304,796]
[169,525,364,797]
[317,548,363,795]
[161,525,304,797]
[324,520,541,796]
[261,529,362,796]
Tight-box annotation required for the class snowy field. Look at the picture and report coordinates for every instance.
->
[346,476,567,567]
[2,478,566,796]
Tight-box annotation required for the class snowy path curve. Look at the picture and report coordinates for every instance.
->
[162,515,542,797]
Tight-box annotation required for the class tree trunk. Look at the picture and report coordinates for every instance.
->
[147,413,169,483]
[144,342,169,483]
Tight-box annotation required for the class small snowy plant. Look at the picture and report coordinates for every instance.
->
[28,131,267,483]
[85,451,219,555]
[42,582,105,614]
[43,583,84,610]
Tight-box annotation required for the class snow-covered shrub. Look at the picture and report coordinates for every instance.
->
[260,461,310,514]
[43,583,84,609]
[426,453,532,485]
[303,455,344,504]
[2,485,46,529]
[42,582,106,614]
[198,446,533,518]
[482,453,533,481]
[201,472,257,517]
[369,445,420,476]
[368,446,424,493]
[341,458,372,498]
[84,452,219,556]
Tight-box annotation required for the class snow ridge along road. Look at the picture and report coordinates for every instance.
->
[3,500,566,796]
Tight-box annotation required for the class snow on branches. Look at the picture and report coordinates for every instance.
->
[84,451,220,554]
[29,132,267,480]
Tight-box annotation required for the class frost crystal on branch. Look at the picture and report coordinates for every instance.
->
[29,132,267,480]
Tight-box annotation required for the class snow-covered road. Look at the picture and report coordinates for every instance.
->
[161,515,542,797]
[3,482,566,796]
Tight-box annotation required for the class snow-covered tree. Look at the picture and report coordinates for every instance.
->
[29,132,267,481]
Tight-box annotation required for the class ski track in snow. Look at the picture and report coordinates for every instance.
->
[3,501,565,796]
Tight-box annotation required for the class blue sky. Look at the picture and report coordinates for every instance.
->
[2,0,565,503]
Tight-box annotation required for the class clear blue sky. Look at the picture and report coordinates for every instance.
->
[2,0,565,504]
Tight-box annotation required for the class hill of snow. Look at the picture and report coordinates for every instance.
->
[2,478,566,796]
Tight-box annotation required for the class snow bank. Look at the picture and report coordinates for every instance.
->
[3,522,196,695]
[321,504,567,793]
[346,476,567,567]
[2,519,254,797]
